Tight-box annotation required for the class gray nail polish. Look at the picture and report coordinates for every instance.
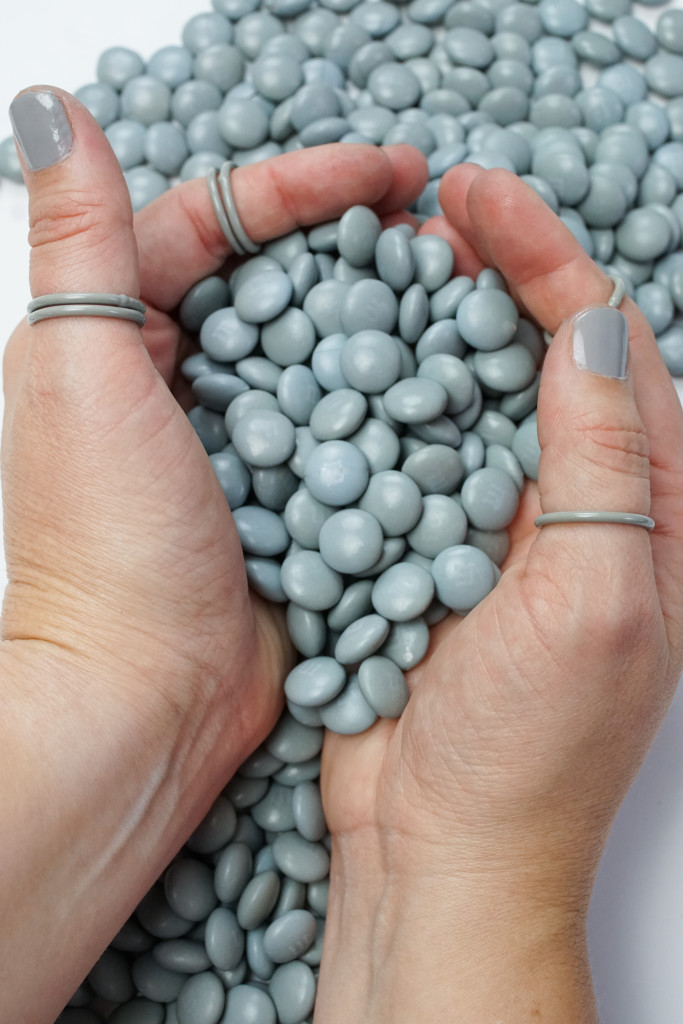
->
[573,307,629,379]
[9,90,73,171]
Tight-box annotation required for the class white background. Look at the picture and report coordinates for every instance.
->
[1,2,683,1020]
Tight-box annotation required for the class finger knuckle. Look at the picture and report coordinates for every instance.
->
[573,412,650,482]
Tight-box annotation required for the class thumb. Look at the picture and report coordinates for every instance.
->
[2,87,193,647]
[533,302,653,579]
[11,86,139,300]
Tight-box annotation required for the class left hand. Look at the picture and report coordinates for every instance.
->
[0,87,428,1022]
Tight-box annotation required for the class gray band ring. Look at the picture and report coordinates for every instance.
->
[28,292,145,314]
[535,511,655,531]
[28,303,146,327]
[207,161,260,256]
[217,161,260,255]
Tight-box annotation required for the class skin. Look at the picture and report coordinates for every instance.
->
[2,89,683,1022]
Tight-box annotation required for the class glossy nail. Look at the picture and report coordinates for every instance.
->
[9,90,73,172]
[573,306,629,379]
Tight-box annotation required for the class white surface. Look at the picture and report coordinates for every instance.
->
[2,2,683,1020]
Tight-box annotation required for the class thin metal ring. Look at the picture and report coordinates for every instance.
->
[207,166,244,255]
[535,511,654,531]
[28,304,146,326]
[28,292,145,314]
[217,161,260,255]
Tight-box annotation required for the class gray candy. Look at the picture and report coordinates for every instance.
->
[339,330,402,393]
[232,507,290,557]
[613,15,657,60]
[432,544,499,611]
[246,926,275,981]
[318,508,385,572]
[136,888,194,940]
[88,949,136,1003]
[511,419,541,479]
[261,308,316,367]
[456,287,520,351]
[252,783,297,832]
[467,527,511,567]
[367,62,422,110]
[417,353,475,414]
[187,795,237,855]
[429,274,476,321]
[284,488,334,549]
[226,775,269,810]
[303,281,350,337]
[357,656,410,717]
[237,871,281,931]
[223,985,276,1024]
[200,309,259,362]
[292,782,326,842]
[132,953,185,1003]
[152,940,211,976]
[327,579,375,631]
[382,377,448,423]
[340,279,399,335]
[105,119,146,170]
[358,470,423,535]
[406,494,468,558]
[205,909,244,972]
[176,972,225,1024]
[288,427,321,480]
[164,860,217,923]
[214,844,253,904]
[615,207,673,262]
[286,605,327,658]
[274,757,322,788]
[460,467,520,530]
[318,673,379,734]
[232,410,296,468]
[485,444,525,494]
[281,550,344,610]
[269,962,316,1024]
[265,713,324,764]
[272,832,330,882]
[234,271,294,323]
[304,440,370,505]
[245,558,287,603]
[399,284,430,344]
[263,910,317,963]
[473,343,537,392]
[350,418,401,473]
[371,562,435,621]
[375,227,416,292]
[380,618,431,669]
[252,465,299,512]
[401,444,464,495]
[284,657,347,707]
[334,613,391,663]
[309,388,368,440]
[108,1002,165,1024]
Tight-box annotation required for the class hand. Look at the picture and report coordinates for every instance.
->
[316,167,683,1023]
[0,87,428,1022]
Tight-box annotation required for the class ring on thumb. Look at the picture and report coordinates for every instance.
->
[535,302,651,535]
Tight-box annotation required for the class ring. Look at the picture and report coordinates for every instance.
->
[543,273,626,345]
[535,511,655,531]
[207,161,260,256]
[27,292,145,327]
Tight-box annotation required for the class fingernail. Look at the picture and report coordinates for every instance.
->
[573,306,629,379]
[9,90,73,171]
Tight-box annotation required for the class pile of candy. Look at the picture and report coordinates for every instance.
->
[5,0,680,1021]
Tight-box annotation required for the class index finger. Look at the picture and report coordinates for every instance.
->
[136,143,428,313]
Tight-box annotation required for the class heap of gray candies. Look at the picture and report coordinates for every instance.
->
[8,0,679,1020]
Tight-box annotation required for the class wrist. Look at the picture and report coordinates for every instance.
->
[315,833,597,1024]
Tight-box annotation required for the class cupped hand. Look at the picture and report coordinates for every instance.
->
[0,88,427,1020]
[316,167,683,1021]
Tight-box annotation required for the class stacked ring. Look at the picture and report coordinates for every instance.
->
[27,292,146,326]
[207,161,260,257]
